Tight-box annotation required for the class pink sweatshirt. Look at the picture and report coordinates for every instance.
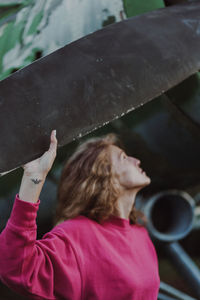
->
[0,194,160,300]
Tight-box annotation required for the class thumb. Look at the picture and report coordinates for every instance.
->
[49,130,57,153]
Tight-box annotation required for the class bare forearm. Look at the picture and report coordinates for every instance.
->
[19,172,47,203]
[18,130,57,203]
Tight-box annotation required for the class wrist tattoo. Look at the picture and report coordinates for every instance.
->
[31,178,42,184]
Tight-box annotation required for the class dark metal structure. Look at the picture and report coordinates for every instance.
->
[141,190,200,298]
[1,1,200,174]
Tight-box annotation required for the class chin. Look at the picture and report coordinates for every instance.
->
[145,175,151,184]
[146,174,151,181]
[123,174,151,189]
[141,175,151,187]
[131,179,151,190]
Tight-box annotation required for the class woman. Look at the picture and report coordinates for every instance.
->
[0,130,160,300]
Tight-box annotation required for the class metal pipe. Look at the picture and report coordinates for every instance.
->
[192,207,200,231]
[158,293,177,300]
[143,190,195,242]
[142,190,199,297]
[159,281,197,300]
[163,242,200,299]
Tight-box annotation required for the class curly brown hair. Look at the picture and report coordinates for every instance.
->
[53,133,146,227]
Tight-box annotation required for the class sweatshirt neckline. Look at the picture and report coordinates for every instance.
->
[102,215,132,231]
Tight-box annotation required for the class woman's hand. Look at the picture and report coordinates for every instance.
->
[22,130,58,177]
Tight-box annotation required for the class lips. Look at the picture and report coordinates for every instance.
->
[138,167,145,174]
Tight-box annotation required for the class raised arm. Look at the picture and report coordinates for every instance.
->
[0,130,82,299]
[19,129,57,203]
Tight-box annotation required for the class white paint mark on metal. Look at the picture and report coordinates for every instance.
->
[182,18,200,35]
[0,24,6,38]
[2,0,125,75]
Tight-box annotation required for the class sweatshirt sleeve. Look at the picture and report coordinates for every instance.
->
[0,194,82,300]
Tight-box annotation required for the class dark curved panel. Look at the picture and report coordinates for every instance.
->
[1,2,200,173]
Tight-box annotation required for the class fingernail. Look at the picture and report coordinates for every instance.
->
[53,130,56,137]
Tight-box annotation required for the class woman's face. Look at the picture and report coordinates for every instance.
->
[109,145,151,190]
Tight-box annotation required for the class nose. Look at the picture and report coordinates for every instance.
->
[131,157,141,167]
[136,159,141,167]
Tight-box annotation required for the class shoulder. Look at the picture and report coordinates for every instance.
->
[50,215,95,236]
[132,224,153,241]
[134,225,158,257]
[133,223,149,234]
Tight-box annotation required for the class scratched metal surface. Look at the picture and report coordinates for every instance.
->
[0,1,200,173]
